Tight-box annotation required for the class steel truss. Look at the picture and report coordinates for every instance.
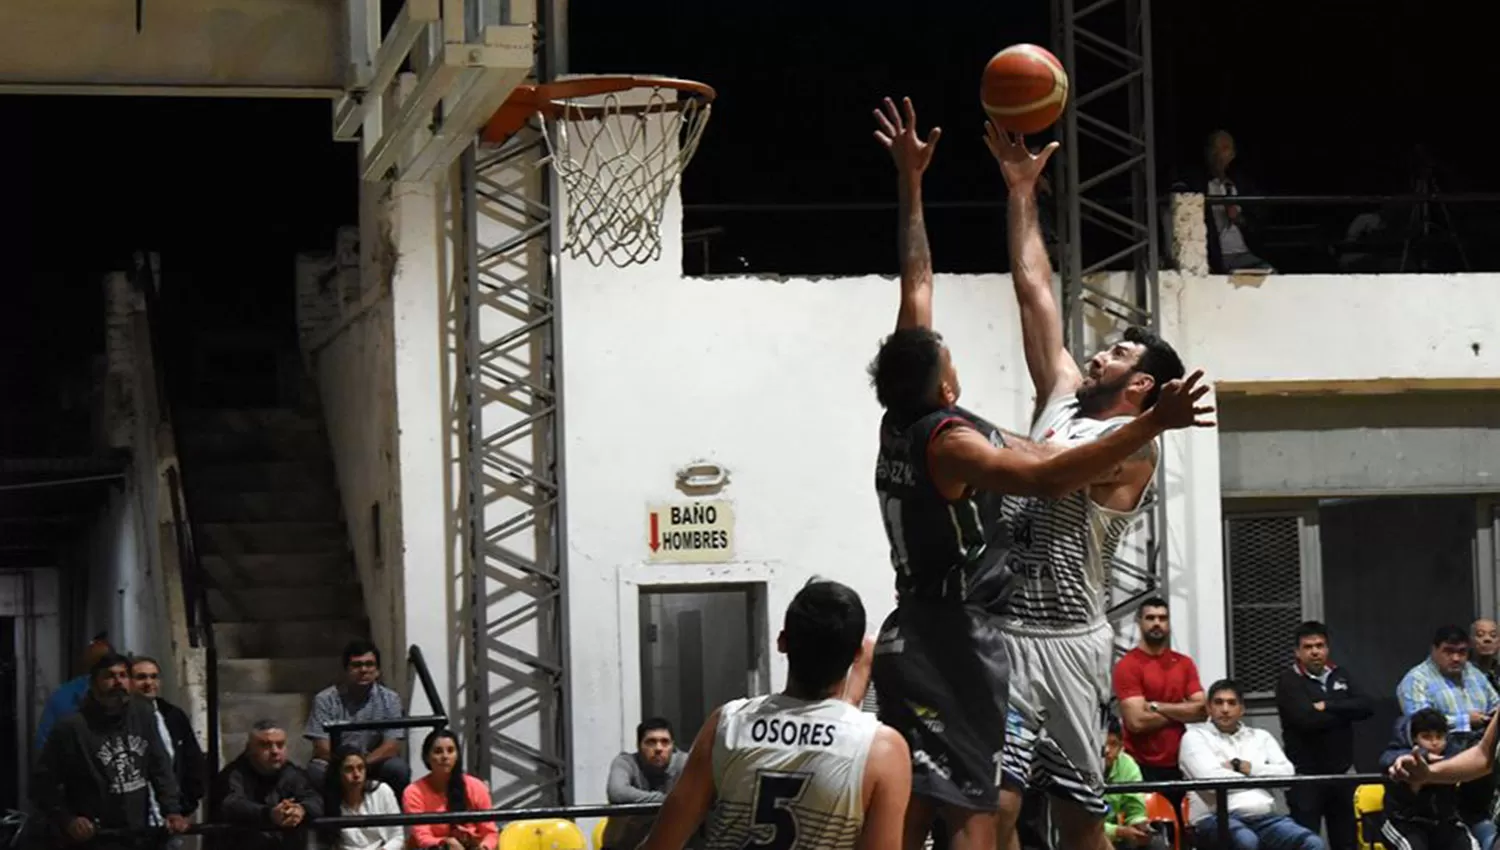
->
[456,0,571,806]
[1050,0,1169,623]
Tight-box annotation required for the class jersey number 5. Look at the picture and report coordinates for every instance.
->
[743,772,811,850]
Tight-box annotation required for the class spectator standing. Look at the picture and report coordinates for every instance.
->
[1472,620,1500,694]
[129,656,207,823]
[1179,680,1325,850]
[35,636,113,753]
[30,652,188,849]
[305,641,410,793]
[1113,598,1207,808]
[213,720,323,850]
[1274,622,1373,850]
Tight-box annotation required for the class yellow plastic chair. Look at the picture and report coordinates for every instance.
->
[1354,783,1386,850]
[592,819,608,850]
[499,819,588,850]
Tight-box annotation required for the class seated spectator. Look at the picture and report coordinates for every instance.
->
[130,655,207,824]
[1472,620,1500,694]
[1103,717,1166,850]
[306,640,410,793]
[403,729,497,850]
[213,720,323,850]
[601,719,688,850]
[1379,708,1477,850]
[34,635,112,752]
[31,651,188,849]
[607,718,686,804]
[1398,625,1499,744]
[1178,679,1324,850]
[322,746,405,850]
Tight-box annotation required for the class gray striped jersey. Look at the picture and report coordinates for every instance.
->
[998,394,1155,628]
[706,694,878,850]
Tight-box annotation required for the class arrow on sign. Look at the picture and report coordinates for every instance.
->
[649,512,660,552]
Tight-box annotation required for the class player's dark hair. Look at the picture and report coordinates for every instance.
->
[1106,716,1123,738]
[868,327,945,417]
[1207,678,1241,702]
[1136,596,1169,618]
[1294,621,1328,644]
[784,579,866,693]
[1123,326,1185,408]
[636,717,673,743]
[1433,625,1470,647]
[1410,707,1449,738]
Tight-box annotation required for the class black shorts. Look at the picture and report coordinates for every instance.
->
[872,598,1010,811]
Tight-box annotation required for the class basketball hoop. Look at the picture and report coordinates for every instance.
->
[482,75,716,268]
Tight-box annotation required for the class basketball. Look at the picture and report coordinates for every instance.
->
[981,44,1069,135]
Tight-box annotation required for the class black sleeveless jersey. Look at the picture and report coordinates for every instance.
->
[874,406,1015,609]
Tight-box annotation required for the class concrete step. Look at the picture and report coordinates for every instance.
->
[217,657,340,693]
[208,585,363,622]
[181,428,331,464]
[214,619,367,659]
[180,408,323,437]
[186,462,330,494]
[197,522,348,556]
[190,490,342,523]
[202,553,354,589]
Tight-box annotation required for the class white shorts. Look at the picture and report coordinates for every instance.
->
[999,621,1114,816]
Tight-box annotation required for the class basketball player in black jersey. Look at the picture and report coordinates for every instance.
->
[865,97,1214,850]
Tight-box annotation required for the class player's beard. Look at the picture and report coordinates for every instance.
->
[1075,373,1131,416]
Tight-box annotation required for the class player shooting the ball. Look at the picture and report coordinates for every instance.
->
[864,95,1215,850]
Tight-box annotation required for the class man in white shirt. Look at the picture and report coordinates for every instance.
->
[1178,680,1325,850]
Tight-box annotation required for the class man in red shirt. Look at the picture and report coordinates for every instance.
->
[1112,597,1208,807]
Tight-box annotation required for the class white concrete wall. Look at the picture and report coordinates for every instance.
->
[295,217,407,675]
[371,172,1500,807]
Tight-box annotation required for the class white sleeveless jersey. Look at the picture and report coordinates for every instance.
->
[999,393,1156,629]
[706,694,879,850]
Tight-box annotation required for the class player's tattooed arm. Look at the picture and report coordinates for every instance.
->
[874,97,940,331]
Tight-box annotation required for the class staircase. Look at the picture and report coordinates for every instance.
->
[177,405,368,766]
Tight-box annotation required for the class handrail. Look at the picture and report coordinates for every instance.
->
[97,771,1388,843]
[134,253,221,787]
[325,645,449,752]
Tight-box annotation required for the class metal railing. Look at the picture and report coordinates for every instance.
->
[92,771,1391,849]
[326,645,449,754]
[135,252,222,780]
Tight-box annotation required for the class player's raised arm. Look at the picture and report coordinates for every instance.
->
[874,97,941,331]
[984,121,1082,410]
[856,727,912,850]
[931,370,1214,499]
[639,708,722,850]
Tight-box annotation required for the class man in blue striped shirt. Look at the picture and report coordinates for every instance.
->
[1398,625,1500,739]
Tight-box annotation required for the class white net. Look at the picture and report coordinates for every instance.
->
[540,85,712,268]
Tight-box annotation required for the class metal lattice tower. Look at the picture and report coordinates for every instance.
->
[1049,0,1169,623]
[455,0,571,806]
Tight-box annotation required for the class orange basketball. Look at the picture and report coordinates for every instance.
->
[981,44,1069,135]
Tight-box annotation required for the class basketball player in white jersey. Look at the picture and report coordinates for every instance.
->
[982,121,1195,850]
[640,580,913,850]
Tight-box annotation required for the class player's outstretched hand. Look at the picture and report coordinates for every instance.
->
[1144,369,1216,431]
[984,120,1058,195]
[874,96,941,176]
[1389,749,1431,787]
